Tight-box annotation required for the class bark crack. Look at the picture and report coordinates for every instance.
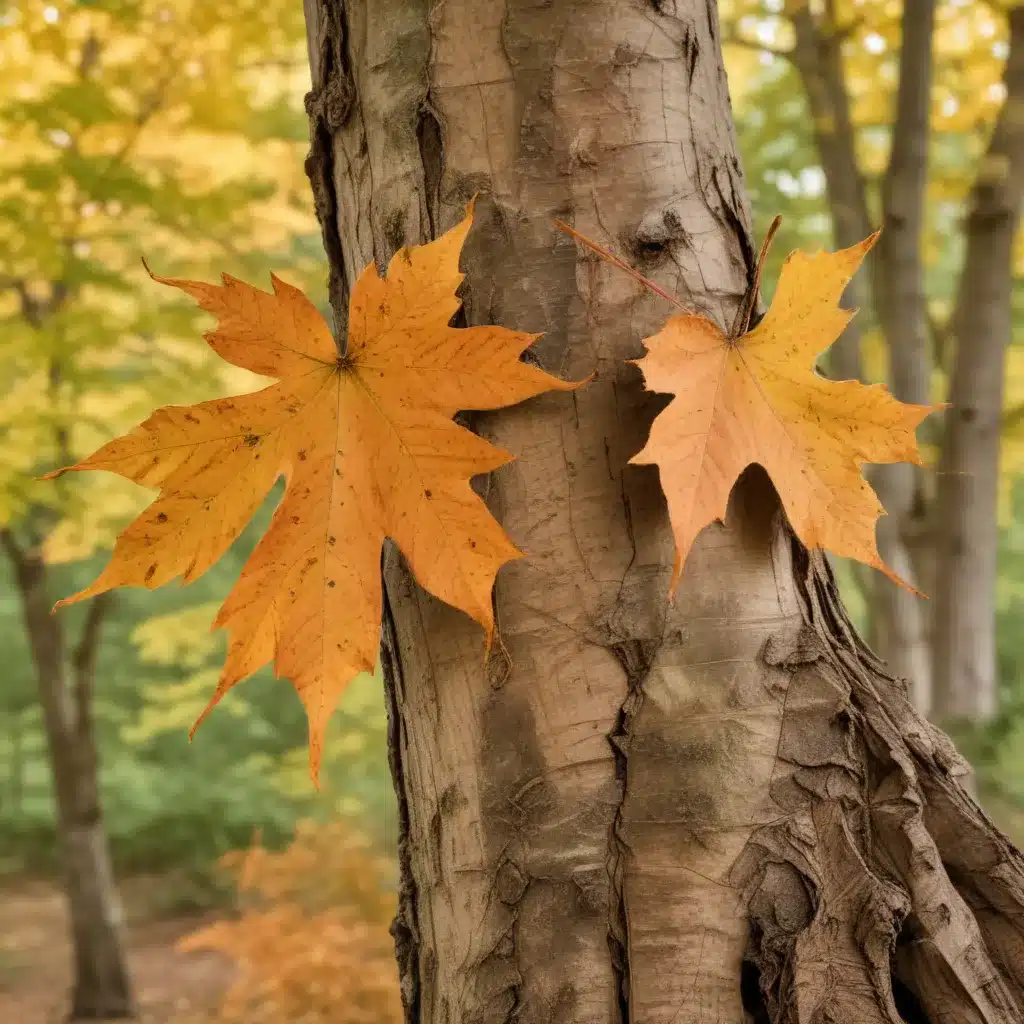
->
[606,639,660,1024]
[381,573,421,1024]
[303,0,355,348]
[416,96,444,240]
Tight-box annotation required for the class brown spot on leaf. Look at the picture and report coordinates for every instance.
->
[328,536,336,545]
[156,512,168,523]
[328,580,336,588]
[291,516,300,524]
[243,434,260,447]
[144,564,156,583]
[298,449,307,461]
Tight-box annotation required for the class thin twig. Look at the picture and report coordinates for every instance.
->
[552,219,692,312]
[735,215,782,338]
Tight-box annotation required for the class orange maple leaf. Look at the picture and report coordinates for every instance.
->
[48,203,583,781]
[558,220,940,596]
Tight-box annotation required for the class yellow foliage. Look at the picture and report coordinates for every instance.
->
[0,0,320,556]
[181,820,402,1024]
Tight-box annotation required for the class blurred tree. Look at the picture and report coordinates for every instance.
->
[933,8,1024,725]
[722,0,1024,731]
[0,0,316,1016]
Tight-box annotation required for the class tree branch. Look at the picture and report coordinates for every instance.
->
[0,528,23,566]
[71,592,113,738]
[721,29,793,61]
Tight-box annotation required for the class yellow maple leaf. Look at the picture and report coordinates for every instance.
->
[629,231,940,595]
[556,220,939,596]
[48,203,583,781]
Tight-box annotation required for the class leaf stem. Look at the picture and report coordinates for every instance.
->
[735,215,782,337]
[552,220,691,312]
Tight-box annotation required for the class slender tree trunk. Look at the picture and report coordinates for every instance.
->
[304,2,1024,1020]
[788,0,935,714]
[1,532,134,1021]
[787,1,870,385]
[869,0,936,717]
[932,9,1024,726]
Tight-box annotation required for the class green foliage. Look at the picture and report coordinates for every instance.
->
[0,485,396,879]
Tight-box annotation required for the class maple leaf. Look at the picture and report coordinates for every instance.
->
[557,220,939,596]
[48,203,583,781]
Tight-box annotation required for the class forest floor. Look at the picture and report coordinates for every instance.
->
[0,877,235,1024]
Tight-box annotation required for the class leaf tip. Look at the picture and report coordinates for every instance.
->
[52,591,84,613]
[308,741,323,790]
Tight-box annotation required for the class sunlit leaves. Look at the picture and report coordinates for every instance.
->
[0,0,322,556]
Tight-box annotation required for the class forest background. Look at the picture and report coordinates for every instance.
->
[2,1,1024,1022]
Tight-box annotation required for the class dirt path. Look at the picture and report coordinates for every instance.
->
[0,880,235,1024]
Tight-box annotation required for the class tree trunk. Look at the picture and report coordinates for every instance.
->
[869,0,936,719]
[1,532,134,1021]
[788,0,935,714]
[303,2,1024,1021]
[786,0,870,386]
[932,8,1024,726]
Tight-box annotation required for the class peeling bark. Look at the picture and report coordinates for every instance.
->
[304,1,1024,1021]
[932,9,1024,725]
[1,531,133,1021]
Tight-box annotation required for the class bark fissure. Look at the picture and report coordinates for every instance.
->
[303,0,355,344]
[606,639,660,1024]
[416,98,444,240]
[381,569,421,1024]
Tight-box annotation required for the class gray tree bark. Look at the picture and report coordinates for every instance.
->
[304,1,1024,1021]
[932,8,1024,726]
[1,531,134,1021]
